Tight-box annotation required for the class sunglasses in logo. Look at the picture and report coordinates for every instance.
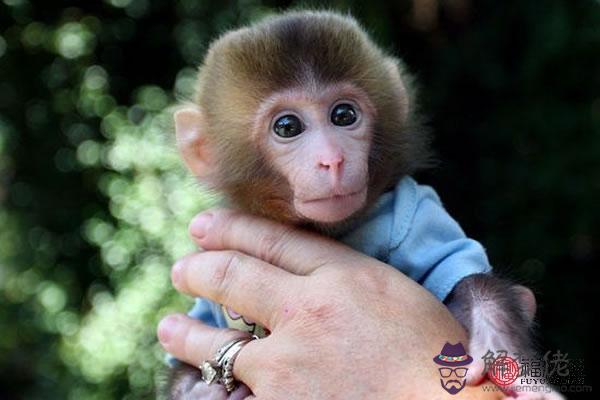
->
[438,367,468,378]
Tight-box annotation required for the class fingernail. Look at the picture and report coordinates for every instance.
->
[171,261,183,288]
[190,212,213,239]
[158,315,180,346]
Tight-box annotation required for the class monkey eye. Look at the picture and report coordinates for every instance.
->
[331,103,358,127]
[273,114,304,138]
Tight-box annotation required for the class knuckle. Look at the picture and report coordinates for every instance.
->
[256,226,292,265]
[331,267,393,318]
[352,267,390,297]
[296,296,341,332]
[210,251,243,298]
[301,300,337,321]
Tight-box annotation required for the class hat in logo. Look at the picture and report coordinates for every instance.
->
[433,342,473,367]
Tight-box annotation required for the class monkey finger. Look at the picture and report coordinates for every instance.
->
[189,208,353,275]
[179,376,251,400]
[172,250,301,329]
[158,314,264,389]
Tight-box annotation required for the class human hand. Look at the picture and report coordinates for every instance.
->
[159,209,501,399]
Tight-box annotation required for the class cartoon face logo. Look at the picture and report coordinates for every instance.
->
[433,342,473,395]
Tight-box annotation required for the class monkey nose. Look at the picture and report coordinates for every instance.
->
[318,155,344,169]
[318,155,344,180]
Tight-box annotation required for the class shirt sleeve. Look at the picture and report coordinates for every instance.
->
[186,297,221,327]
[388,181,492,301]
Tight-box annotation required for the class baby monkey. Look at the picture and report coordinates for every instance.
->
[168,10,560,399]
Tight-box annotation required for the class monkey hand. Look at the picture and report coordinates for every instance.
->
[166,363,252,400]
[446,275,565,399]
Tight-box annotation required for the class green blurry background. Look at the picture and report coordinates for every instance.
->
[0,0,598,399]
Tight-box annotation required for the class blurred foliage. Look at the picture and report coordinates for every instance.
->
[0,0,598,399]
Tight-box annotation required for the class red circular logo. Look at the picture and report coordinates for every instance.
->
[489,356,520,386]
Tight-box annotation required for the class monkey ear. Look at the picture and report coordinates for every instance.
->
[174,105,214,178]
[514,285,537,324]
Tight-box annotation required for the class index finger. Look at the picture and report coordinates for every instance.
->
[188,209,355,275]
[173,250,299,329]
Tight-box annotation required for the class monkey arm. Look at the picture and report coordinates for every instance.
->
[386,180,492,302]
[350,178,554,396]
[342,176,492,302]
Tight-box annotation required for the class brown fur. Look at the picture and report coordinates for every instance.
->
[168,11,550,400]
[191,10,430,233]
[167,11,433,399]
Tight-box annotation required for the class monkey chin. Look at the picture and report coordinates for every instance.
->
[294,187,368,224]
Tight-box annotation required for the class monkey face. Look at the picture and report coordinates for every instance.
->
[174,11,430,231]
[251,83,375,223]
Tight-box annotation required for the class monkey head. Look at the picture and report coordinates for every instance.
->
[174,11,429,233]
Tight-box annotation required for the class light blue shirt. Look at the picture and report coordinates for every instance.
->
[187,176,492,328]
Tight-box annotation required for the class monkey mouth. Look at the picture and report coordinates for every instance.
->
[302,188,365,204]
[294,187,368,223]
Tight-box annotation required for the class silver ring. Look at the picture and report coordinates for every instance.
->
[199,336,256,392]
[219,338,252,392]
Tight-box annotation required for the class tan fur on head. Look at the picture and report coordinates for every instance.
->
[181,10,431,232]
